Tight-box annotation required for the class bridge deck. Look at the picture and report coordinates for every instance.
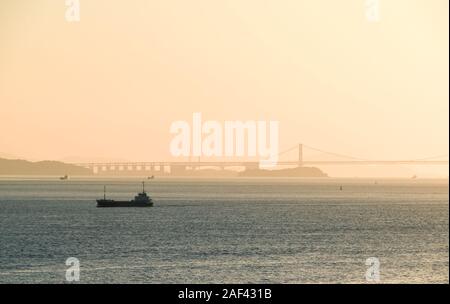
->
[73,160,449,167]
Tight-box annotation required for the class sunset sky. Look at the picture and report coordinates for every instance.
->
[0,1,448,176]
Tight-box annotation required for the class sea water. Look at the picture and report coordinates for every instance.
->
[0,178,448,283]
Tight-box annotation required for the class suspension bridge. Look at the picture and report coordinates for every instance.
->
[71,143,449,174]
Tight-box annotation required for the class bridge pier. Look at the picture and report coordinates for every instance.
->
[298,143,303,167]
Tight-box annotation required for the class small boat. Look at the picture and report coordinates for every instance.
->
[97,182,153,207]
[60,175,69,180]
[147,175,155,180]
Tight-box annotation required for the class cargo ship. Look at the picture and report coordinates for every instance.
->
[97,182,153,207]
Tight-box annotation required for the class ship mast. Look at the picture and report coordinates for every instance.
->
[142,181,145,193]
[104,185,106,200]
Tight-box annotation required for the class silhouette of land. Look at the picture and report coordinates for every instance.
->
[238,166,327,177]
[0,157,329,177]
[0,158,92,176]
[169,166,327,177]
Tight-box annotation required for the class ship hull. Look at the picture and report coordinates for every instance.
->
[96,200,153,207]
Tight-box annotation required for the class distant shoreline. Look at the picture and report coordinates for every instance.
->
[0,175,448,183]
[1,157,448,180]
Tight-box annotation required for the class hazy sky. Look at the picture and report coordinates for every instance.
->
[0,1,448,175]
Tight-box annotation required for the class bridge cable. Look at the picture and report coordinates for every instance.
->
[302,144,370,161]
[277,145,300,156]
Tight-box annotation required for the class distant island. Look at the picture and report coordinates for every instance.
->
[238,166,327,177]
[0,158,92,176]
[168,166,328,178]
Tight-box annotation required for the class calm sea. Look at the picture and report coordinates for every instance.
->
[0,178,448,283]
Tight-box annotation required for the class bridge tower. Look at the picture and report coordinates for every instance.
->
[298,143,303,167]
